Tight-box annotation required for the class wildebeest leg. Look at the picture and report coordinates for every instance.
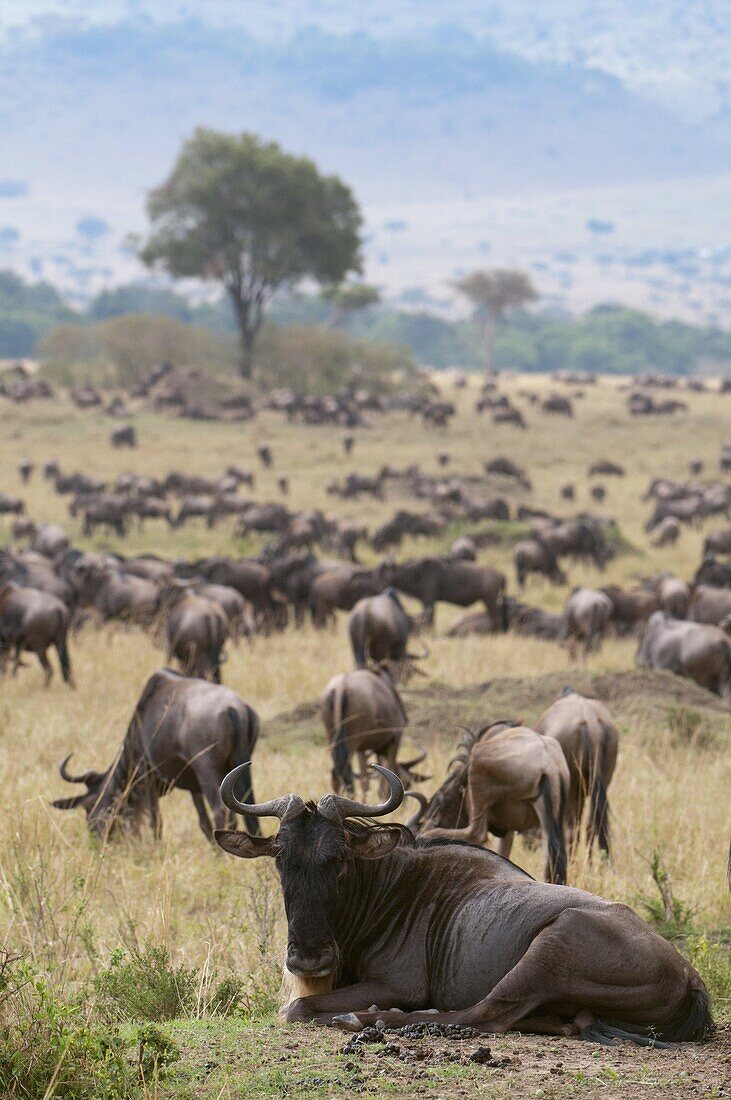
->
[498,832,514,860]
[358,751,369,797]
[284,980,411,1025]
[37,649,53,687]
[190,790,214,842]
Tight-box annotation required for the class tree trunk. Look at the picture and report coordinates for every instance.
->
[230,292,256,380]
[483,309,497,375]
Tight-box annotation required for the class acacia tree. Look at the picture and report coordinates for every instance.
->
[321,282,380,328]
[453,269,538,374]
[139,128,364,379]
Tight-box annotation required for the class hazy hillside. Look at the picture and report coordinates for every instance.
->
[0,5,730,320]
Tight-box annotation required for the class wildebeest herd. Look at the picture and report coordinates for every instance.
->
[1,367,729,1053]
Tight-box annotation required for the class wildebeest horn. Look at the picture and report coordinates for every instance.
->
[220,763,305,822]
[317,765,404,822]
[58,753,96,785]
[400,751,427,770]
[405,641,431,661]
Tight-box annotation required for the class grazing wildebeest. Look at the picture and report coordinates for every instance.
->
[111,424,137,448]
[0,493,24,517]
[647,573,690,618]
[513,538,566,590]
[693,555,731,589]
[310,566,383,627]
[0,581,73,686]
[636,611,731,698]
[375,557,506,629]
[31,522,70,558]
[185,558,287,625]
[215,767,711,1041]
[650,516,681,547]
[687,584,731,626]
[534,689,618,855]
[561,587,614,658]
[704,528,731,556]
[162,583,229,681]
[257,444,273,468]
[600,585,658,637]
[588,460,624,477]
[447,600,563,640]
[53,669,260,839]
[82,497,128,538]
[411,722,570,884]
[73,555,160,625]
[320,666,424,795]
[18,458,34,484]
[448,536,476,561]
[347,589,417,671]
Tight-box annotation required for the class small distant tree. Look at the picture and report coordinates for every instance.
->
[139,128,364,379]
[453,268,538,374]
[321,282,380,327]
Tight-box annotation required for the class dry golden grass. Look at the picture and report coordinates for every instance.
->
[0,373,729,1035]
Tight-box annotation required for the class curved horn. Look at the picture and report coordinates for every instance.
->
[404,790,428,831]
[317,765,404,822]
[220,763,305,822]
[58,753,96,785]
[400,750,427,770]
[405,641,431,661]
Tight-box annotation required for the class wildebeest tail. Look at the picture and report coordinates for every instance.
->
[499,593,510,632]
[348,616,367,668]
[331,684,354,794]
[539,772,567,885]
[57,626,72,685]
[229,705,260,836]
[583,982,713,1046]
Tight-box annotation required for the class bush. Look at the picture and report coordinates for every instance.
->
[252,321,416,395]
[38,313,238,388]
[0,954,134,1099]
[93,944,245,1023]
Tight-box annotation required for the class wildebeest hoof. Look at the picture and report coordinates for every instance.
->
[332,1013,364,1032]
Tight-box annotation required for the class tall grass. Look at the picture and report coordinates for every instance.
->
[0,373,729,1048]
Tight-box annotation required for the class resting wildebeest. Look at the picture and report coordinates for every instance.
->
[347,589,422,673]
[410,722,569,884]
[320,666,425,795]
[534,689,618,855]
[561,587,614,658]
[0,581,73,686]
[53,668,260,839]
[375,557,506,629]
[162,583,229,681]
[215,766,711,1042]
[636,611,731,698]
[513,538,566,590]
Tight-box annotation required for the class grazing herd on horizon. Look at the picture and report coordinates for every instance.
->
[1,368,729,1045]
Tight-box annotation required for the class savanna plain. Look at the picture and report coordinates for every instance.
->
[0,373,729,1098]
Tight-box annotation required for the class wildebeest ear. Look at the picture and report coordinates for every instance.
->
[214,830,277,859]
[347,827,403,860]
[52,795,87,810]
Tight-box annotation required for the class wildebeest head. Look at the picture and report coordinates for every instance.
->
[215,765,404,981]
[52,752,142,837]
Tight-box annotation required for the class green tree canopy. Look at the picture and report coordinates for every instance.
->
[321,281,380,326]
[139,128,364,378]
[453,268,538,373]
